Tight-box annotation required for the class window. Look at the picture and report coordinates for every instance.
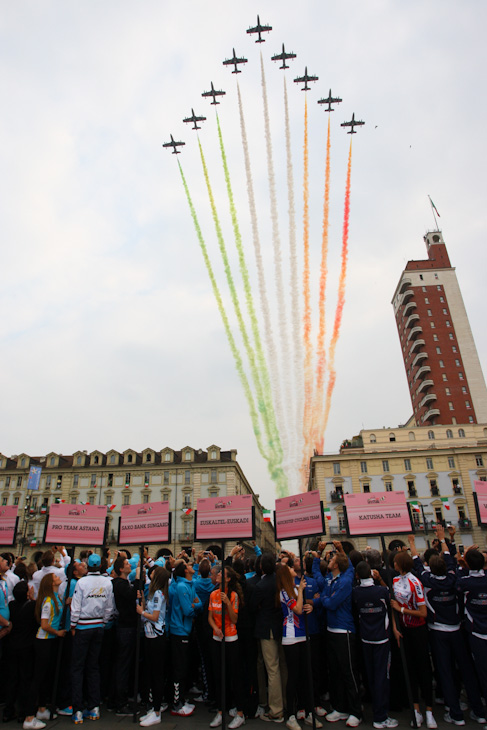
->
[442,308,448,315]
[162,492,169,502]
[56,475,62,490]
[408,431,415,441]
[105,495,111,506]
[427,309,432,316]
[449,333,454,340]
[433,334,439,341]
[143,494,149,504]
[434,507,443,522]
[185,470,190,485]
[127,454,133,463]
[455,359,460,367]
[163,471,169,486]
[209,489,218,498]
[426,457,434,470]
[360,461,367,474]
[445,388,450,395]
[430,322,435,328]
[469,416,474,423]
[442,374,448,381]
[389,433,396,442]
[428,430,435,440]
[110,454,115,464]
[448,457,455,468]
[459,373,464,380]
[164,453,171,462]
[439,360,444,367]
[382,460,390,473]
[17,476,22,487]
[404,458,411,471]
[1,497,7,506]
[446,429,453,439]
[436,347,441,354]
[144,472,150,486]
[123,494,130,506]
[5,477,10,488]
[144,453,151,463]
[46,475,51,487]
[385,482,393,492]
[446,320,451,327]
[108,474,113,487]
[211,450,217,460]
[50,457,55,466]
[449,402,454,410]
[452,346,457,353]
[466,401,471,409]
[77,456,82,465]
[71,497,76,505]
[363,484,370,493]
[211,469,217,484]
[183,494,191,506]
[125,473,131,486]
[440,296,444,302]
[476,455,484,467]
[94,455,99,465]
[21,458,26,468]
[425,298,429,304]
[90,474,97,487]
[458,429,465,438]
[185,451,191,461]
[370,434,376,443]
[462,386,467,394]
[333,463,341,475]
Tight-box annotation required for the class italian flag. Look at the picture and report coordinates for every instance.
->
[30,538,40,547]
[40,506,47,514]
[80,500,90,505]
[429,196,440,217]
[181,507,192,516]
[263,509,271,523]
[411,501,421,513]
[55,498,65,504]
[323,507,332,521]
[441,497,451,511]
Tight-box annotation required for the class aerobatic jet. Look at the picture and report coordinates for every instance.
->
[162,135,185,154]
[293,67,319,91]
[201,82,226,105]
[271,44,297,70]
[317,89,343,112]
[183,109,207,130]
[223,48,248,74]
[341,113,365,134]
[247,15,272,43]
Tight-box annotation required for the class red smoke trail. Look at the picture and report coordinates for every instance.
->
[322,138,352,437]
[312,115,331,453]
[301,96,313,485]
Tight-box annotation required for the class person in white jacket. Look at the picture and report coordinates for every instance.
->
[32,546,71,598]
[70,553,115,724]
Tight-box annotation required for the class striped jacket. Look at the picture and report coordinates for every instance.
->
[70,572,115,630]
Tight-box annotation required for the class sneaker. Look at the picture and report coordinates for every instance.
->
[171,703,195,717]
[373,720,399,729]
[228,717,245,730]
[35,713,50,723]
[210,714,223,728]
[160,704,169,714]
[443,714,465,726]
[459,703,468,712]
[305,714,323,728]
[261,715,285,724]
[72,714,83,726]
[316,708,327,718]
[229,709,238,718]
[139,710,154,723]
[140,712,161,727]
[83,708,99,722]
[287,718,301,730]
[425,711,437,729]
[326,712,349,723]
[116,706,133,717]
[23,722,46,730]
[57,708,73,717]
[297,712,305,721]
[470,712,487,724]
[346,718,361,728]
[189,686,201,695]
[255,707,266,719]
[411,711,423,728]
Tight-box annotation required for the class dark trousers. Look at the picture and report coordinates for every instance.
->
[211,639,244,713]
[99,626,117,705]
[401,624,432,706]
[5,644,35,718]
[115,626,136,708]
[467,633,487,707]
[26,639,58,716]
[361,641,390,723]
[238,626,259,718]
[171,634,191,707]
[71,628,104,713]
[327,631,361,719]
[57,631,73,709]
[195,613,215,702]
[144,635,168,712]
[283,642,312,719]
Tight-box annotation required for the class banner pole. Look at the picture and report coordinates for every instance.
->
[50,545,75,717]
[299,540,316,730]
[380,535,417,728]
[133,544,144,723]
[221,539,226,730]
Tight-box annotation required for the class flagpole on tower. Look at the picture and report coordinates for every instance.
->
[428,195,441,231]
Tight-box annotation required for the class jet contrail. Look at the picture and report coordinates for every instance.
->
[260,51,291,484]
[283,76,302,489]
[301,96,313,485]
[322,139,353,434]
[216,113,284,471]
[178,161,268,461]
[312,115,331,453]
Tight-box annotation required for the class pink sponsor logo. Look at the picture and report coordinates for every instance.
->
[46,503,107,546]
[344,491,411,536]
[275,490,323,541]
[119,502,170,545]
[196,494,253,540]
[0,506,18,546]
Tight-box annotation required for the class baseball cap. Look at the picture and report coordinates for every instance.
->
[87,554,101,568]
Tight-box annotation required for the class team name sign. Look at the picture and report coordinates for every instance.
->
[119,502,170,545]
[196,494,254,540]
[474,480,487,526]
[0,506,18,546]
[45,503,107,546]
[344,491,412,536]
[275,490,324,541]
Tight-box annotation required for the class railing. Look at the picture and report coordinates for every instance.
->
[408,488,417,497]
[431,487,440,496]
[453,486,463,495]
[458,519,472,530]
[330,492,344,503]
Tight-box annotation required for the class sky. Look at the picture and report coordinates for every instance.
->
[1,0,486,511]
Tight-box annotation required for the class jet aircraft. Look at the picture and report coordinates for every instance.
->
[162,135,185,154]
[293,67,318,91]
[247,15,272,43]
[201,82,226,105]
[183,109,207,130]
[223,48,248,74]
[271,44,297,69]
[317,89,343,112]
[341,113,365,134]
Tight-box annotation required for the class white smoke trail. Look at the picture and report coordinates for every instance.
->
[260,51,291,482]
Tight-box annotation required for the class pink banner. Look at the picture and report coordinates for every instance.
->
[344,492,412,536]
[474,480,487,525]
[119,502,170,545]
[196,495,253,540]
[45,504,107,546]
[0,506,18,546]
[275,490,323,541]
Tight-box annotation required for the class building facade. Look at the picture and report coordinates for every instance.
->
[392,230,487,426]
[0,445,276,558]
[309,423,487,551]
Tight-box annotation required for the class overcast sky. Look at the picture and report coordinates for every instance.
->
[1,1,486,510]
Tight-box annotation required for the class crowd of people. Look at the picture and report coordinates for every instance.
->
[1,525,487,730]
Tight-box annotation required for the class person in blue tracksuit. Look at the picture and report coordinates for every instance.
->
[352,562,397,729]
[194,559,216,703]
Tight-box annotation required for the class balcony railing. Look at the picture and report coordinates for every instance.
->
[420,392,437,409]
[424,408,440,422]
[412,351,428,369]
[403,300,417,317]
[408,488,417,497]
[401,289,414,305]
[407,326,423,343]
[453,486,463,495]
[417,379,434,395]
[415,365,432,381]
[458,518,472,530]
[400,278,412,294]
[409,338,425,356]
[330,492,344,503]
[430,486,440,496]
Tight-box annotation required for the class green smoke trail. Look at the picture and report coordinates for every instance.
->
[178,161,268,462]
[215,114,284,470]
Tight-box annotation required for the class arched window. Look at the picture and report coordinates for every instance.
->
[110,454,115,464]
[428,430,435,440]
[370,434,376,444]
[211,450,217,460]
[94,455,99,464]
[164,453,171,462]
[458,429,465,438]
[185,451,191,461]
[146,453,152,463]
[446,429,453,439]
[409,432,416,441]
[389,433,396,442]
[127,454,133,463]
